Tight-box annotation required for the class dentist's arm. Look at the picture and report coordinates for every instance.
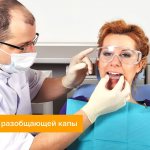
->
[33,48,94,102]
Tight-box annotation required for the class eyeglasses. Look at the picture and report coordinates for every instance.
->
[98,46,142,65]
[0,33,39,51]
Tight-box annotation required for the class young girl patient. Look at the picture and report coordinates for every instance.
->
[62,19,150,150]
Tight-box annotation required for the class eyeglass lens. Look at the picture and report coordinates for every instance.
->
[20,33,39,50]
[99,46,141,65]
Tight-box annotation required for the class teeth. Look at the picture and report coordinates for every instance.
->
[107,72,122,75]
[107,72,122,80]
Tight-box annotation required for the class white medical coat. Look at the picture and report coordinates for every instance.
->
[0,69,46,150]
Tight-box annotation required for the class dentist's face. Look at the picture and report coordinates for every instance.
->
[0,9,36,65]
[98,34,143,89]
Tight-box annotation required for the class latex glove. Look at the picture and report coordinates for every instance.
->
[81,75,131,123]
[62,48,94,89]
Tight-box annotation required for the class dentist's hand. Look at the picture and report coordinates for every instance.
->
[81,75,131,123]
[62,48,94,89]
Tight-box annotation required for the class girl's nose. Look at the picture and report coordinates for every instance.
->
[109,55,122,66]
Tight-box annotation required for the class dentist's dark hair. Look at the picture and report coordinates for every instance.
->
[0,0,35,41]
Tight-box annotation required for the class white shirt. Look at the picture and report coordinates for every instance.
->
[0,69,46,150]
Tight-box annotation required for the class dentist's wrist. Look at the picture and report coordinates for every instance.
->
[81,103,98,124]
[62,76,74,89]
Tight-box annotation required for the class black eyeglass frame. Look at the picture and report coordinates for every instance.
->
[0,33,39,51]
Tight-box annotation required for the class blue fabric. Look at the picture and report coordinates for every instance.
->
[73,84,96,98]
[132,84,150,101]
[66,99,150,150]
[73,84,150,102]
[59,84,96,114]
[60,95,89,114]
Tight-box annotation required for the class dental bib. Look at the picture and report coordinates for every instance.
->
[66,99,150,150]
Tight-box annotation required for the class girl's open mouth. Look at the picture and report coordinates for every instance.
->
[106,72,124,90]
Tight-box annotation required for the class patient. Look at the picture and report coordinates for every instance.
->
[61,19,150,150]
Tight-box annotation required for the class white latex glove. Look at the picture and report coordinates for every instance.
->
[62,48,94,89]
[81,75,131,123]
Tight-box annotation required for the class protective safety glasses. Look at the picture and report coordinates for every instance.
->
[97,46,142,65]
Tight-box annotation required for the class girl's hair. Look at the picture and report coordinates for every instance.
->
[97,19,149,70]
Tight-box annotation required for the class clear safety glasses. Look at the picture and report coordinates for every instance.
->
[97,46,142,65]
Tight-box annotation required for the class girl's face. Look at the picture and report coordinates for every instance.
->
[98,34,143,89]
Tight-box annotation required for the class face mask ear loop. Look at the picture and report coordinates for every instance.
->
[0,48,12,65]
[0,48,10,56]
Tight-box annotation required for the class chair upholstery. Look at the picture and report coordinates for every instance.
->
[73,83,150,101]
[60,83,150,114]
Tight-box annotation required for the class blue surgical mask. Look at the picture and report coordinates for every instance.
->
[0,49,37,73]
